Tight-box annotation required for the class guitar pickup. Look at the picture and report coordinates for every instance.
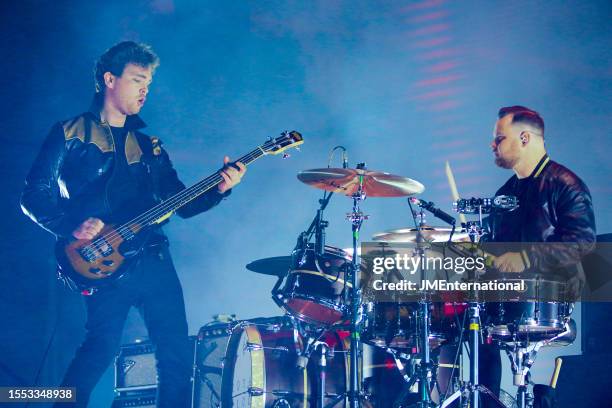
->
[92,239,114,257]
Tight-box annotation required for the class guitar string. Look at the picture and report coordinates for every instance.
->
[103,149,260,240]
[82,134,296,257]
[80,137,289,259]
[79,150,261,260]
[81,148,262,258]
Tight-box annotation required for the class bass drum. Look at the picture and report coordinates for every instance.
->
[221,318,349,408]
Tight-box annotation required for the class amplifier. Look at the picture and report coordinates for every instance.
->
[115,337,196,394]
[191,322,234,408]
[115,341,157,393]
[111,392,156,407]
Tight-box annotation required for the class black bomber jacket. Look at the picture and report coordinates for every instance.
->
[21,103,227,239]
[485,154,596,278]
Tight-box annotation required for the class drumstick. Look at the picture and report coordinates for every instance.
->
[550,357,563,388]
[445,161,467,225]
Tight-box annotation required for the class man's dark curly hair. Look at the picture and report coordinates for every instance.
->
[94,41,159,93]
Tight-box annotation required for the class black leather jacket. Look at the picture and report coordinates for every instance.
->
[485,154,596,278]
[21,103,227,239]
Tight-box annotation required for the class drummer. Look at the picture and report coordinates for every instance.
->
[481,105,596,404]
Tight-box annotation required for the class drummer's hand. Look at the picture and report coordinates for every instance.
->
[494,252,525,273]
[218,156,246,193]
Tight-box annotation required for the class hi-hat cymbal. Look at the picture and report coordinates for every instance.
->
[372,226,470,243]
[246,256,291,277]
[297,168,425,197]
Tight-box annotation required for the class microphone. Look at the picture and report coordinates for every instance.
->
[410,197,456,226]
[342,149,348,169]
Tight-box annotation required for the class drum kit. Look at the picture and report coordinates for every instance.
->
[225,159,576,408]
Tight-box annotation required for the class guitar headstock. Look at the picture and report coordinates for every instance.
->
[261,131,304,156]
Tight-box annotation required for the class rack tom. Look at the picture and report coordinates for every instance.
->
[273,244,352,326]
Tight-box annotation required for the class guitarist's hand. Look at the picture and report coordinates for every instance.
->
[218,156,246,194]
[72,217,105,240]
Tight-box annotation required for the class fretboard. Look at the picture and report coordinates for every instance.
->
[114,146,265,237]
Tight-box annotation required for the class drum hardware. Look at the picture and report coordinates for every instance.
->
[314,340,331,408]
[395,199,438,408]
[496,321,574,408]
[271,173,340,325]
[430,202,490,408]
[453,196,519,214]
[345,162,368,408]
[292,162,426,407]
[409,198,457,228]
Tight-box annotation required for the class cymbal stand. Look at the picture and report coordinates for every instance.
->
[345,163,368,408]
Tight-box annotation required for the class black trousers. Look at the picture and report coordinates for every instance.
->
[55,245,192,408]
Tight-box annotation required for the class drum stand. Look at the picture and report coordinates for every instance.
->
[499,321,573,408]
[311,165,369,408]
[437,306,507,408]
[438,218,505,408]
[345,167,368,408]
[501,341,540,408]
[393,207,436,408]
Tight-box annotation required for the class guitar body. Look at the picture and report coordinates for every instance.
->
[55,223,150,291]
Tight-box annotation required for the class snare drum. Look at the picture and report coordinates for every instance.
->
[484,278,573,341]
[273,245,352,326]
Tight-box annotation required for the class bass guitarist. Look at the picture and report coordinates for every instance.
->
[20,41,246,408]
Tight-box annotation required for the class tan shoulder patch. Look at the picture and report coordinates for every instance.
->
[62,115,114,153]
[125,132,144,164]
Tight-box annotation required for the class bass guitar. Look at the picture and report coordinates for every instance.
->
[56,131,303,293]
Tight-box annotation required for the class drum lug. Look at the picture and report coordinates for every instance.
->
[248,387,264,396]
[245,342,263,351]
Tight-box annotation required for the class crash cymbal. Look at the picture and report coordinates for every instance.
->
[246,256,292,277]
[372,226,470,243]
[297,168,425,197]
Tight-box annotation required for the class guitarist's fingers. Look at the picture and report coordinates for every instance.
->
[73,218,104,240]
[85,218,104,233]
[235,161,247,173]
[217,170,231,194]
[223,155,230,165]
[219,170,231,186]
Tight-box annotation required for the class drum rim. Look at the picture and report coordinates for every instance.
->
[222,323,267,408]
[280,294,348,326]
[291,243,352,261]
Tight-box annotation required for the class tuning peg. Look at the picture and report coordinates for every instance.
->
[282,152,291,159]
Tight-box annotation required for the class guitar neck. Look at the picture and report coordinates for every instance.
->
[120,146,265,232]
